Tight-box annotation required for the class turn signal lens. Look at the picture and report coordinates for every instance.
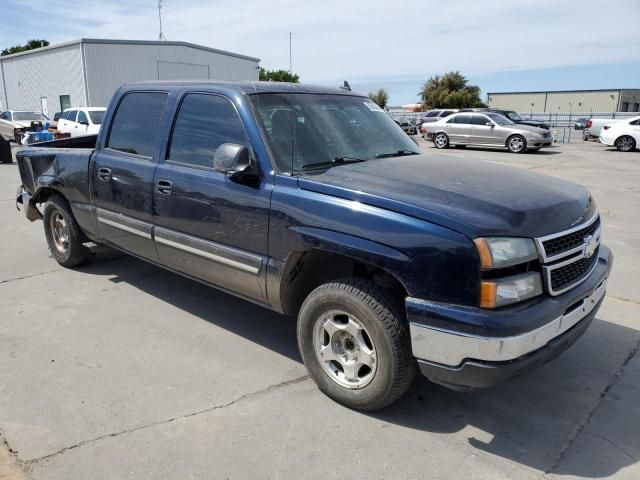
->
[480,272,543,308]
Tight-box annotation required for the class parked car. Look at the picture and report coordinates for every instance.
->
[423,112,552,153]
[486,109,550,130]
[57,107,106,137]
[599,115,640,151]
[584,118,621,141]
[397,117,418,135]
[419,109,458,125]
[574,117,589,130]
[0,110,49,142]
[15,81,611,410]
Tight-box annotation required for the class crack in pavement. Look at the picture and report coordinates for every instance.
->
[0,269,61,285]
[542,336,640,477]
[606,294,640,307]
[585,432,636,460]
[23,375,310,467]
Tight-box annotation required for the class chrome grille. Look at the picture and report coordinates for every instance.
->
[536,212,601,296]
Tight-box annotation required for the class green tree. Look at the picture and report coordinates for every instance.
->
[259,67,300,83]
[1,39,50,56]
[368,88,389,109]
[418,71,485,109]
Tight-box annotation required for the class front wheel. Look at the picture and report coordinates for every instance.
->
[434,132,449,149]
[297,279,416,411]
[615,135,636,152]
[43,194,91,267]
[507,134,526,153]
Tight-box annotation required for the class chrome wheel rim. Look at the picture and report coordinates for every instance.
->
[435,134,447,148]
[618,137,633,151]
[313,310,377,389]
[509,136,524,152]
[50,211,69,253]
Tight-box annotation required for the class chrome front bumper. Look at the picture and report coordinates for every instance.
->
[409,279,606,367]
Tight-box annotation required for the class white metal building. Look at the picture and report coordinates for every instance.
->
[487,89,640,114]
[0,38,260,115]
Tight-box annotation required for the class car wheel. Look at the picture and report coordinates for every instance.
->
[434,132,449,149]
[43,194,91,268]
[297,278,416,411]
[507,135,526,153]
[615,135,636,152]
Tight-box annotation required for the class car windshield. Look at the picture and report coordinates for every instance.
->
[486,113,514,126]
[13,112,48,121]
[88,110,106,125]
[251,93,420,173]
[505,111,523,121]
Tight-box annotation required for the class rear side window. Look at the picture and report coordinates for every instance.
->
[453,115,472,124]
[441,110,455,117]
[168,93,248,168]
[107,92,168,157]
[425,111,440,117]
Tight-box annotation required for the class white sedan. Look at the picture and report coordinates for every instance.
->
[0,110,49,141]
[57,107,106,137]
[599,115,640,152]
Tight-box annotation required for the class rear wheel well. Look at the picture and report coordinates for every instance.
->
[33,187,60,205]
[279,250,408,316]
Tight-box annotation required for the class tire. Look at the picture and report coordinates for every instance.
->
[507,134,526,153]
[434,132,449,149]
[43,194,91,268]
[297,278,416,411]
[0,136,11,163]
[615,135,636,152]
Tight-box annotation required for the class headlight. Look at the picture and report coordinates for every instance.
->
[480,272,543,308]
[474,237,538,269]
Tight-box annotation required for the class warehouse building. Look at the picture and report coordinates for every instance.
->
[0,38,260,115]
[487,89,640,114]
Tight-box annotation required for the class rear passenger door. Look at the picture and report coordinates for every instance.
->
[91,91,169,260]
[58,110,77,135]
[152,92,271,303]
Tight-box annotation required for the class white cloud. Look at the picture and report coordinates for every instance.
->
[4,0,640,85]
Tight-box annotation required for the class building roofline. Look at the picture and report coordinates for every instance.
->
[0,38,260,63]
[487,88,639,95]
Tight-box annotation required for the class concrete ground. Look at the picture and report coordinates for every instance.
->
[0,139,638,479]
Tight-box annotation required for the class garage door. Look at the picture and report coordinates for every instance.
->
[157,61,210,80]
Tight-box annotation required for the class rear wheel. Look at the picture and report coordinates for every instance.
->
[43,194,91,267]
[434,132,449,149]
[297,278,416,411]
[507,134,526,153]
[615,135,636,152]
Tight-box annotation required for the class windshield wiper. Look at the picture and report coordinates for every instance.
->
[301,156,366,170]
[375,149,419,159]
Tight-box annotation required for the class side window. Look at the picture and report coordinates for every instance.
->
[471,115,490,125]
[441,110,455,117]
[168,93,248,168]
[65,110,77,122]
[454,115,472,124]
[630,119,640,126]
[426,111,440,118]
[0,112,8,120]
[77,111,88,124]
[107,92,168,157]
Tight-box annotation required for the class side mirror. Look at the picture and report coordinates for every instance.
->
[485,121,494,127]
[213,143,258,182]
[79,120,89,126]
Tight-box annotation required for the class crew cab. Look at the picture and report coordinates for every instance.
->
[57,107,106,137]
[15,81,612,410]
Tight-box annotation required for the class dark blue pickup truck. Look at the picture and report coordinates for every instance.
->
[15,81,611,410]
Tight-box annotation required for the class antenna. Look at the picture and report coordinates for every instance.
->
[158,0,167,41]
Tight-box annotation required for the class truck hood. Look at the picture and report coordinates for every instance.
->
[297,154,594,238]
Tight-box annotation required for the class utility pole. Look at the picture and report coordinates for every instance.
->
[158,0,167,41]
[289,32,292,74]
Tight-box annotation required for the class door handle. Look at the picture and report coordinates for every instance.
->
[97,167,111,181]
[156,179,173,195]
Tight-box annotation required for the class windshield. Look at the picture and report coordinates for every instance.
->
[88,110,106,125]
[486,113,514,126]
[505,111,523,121]
[250,93,420,173]
[13,112,48,121]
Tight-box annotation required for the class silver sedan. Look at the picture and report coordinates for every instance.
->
[423,112,552,153]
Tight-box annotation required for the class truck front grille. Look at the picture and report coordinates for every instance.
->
[536,213,601,296]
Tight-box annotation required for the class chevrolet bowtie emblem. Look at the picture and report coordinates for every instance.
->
[583,234,598,258]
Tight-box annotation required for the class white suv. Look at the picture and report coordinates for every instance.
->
[57,107,106,137]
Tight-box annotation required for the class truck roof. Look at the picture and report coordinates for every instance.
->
[121,80,365,97]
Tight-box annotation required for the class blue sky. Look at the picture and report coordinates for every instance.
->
[2,0,639,105]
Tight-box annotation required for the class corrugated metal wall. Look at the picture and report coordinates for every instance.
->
[619,90,640,112]
[0,44,86,113]
[83,42,259,106]
[0,62,6,111]
[487,90,627,114]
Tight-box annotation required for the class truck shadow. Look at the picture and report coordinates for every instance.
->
[78,248,637,478]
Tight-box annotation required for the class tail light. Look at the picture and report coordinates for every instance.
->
[420,125,425,133]
[603,125,611,130]
[586,120,592,129]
